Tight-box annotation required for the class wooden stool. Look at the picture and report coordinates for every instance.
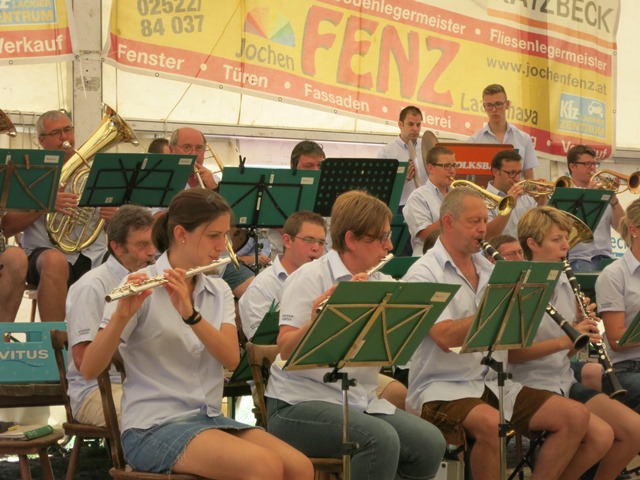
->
[0,430,64,480]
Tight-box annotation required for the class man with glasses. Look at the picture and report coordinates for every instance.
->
[169,127,218,189]
[239,210,327,341]
[566,144,624,272]
[3,110,116,322]
[486,234,525,262]
[66,205,156,426]
[468,84,539,180]
[403,146,456,256]
[485,149,544,239]
[378,105,428,209]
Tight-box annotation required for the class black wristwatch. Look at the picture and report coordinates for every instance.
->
[182,306,202,326]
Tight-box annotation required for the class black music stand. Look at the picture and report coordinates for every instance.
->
[460,260,562,479]
[219,167,320,269]
[285,280,459,480]
[230,301,280,383]
[78,153,195,208]
[549,187,614,233]
[313,158,405,216]
[0,149,62,251]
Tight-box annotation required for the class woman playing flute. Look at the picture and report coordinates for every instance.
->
[80,188,313,479]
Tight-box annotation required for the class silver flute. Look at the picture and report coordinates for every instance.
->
[105,238,239,302]
[315,253,394,314]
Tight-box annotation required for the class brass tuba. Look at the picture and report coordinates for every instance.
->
[46,105,139,253]
[450,179,514,216]
[0,109,16,136]
[591,169,640,194]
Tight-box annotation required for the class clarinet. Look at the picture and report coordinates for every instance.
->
[562,259,627,398]
[479,240,590,350]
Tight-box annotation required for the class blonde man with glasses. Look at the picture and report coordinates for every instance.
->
[2,110,116,322]
[566,144,625,272]
[403,146,456,256]
[468,84,539,180]
[485,149,544,239]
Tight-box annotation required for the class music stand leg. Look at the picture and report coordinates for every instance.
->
[482,353,511,480]
[324,369,359,480]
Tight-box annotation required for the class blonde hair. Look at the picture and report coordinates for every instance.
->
[330,190,392,253]
[620,198,640,246]
[517,206,572,260]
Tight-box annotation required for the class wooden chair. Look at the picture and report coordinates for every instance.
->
[96,354,205,479]
[245,342,343,480]
[50,329,112,480]
[0,431,64,480]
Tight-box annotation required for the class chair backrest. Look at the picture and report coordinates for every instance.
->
[96,354,126,470]
[245,342,279,429]
[50,329,74,423]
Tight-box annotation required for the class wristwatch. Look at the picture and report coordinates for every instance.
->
[182,306,202,326]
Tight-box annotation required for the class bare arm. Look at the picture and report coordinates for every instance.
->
[429,316,475,351]
[602,311,637,353]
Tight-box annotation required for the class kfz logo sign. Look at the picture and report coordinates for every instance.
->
[560,99,580,120]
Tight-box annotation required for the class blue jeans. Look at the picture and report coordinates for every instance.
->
[266,398,445,480]
[603,361,640,413]
[569,255,610,273]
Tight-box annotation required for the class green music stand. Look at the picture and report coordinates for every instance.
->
[618,311,640,347]
[219,166,320,269]
[460,260,563,479]
[313,158,406,216]
[380,256,418,280]
[284,280,459,480]
[78,153,196,207]
[390,213,410,256]
[0,149,63,251]
[229,301,280,384]
[549,187,614,233]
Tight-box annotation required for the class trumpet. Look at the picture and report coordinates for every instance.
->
[315,253,394,314]
[479,240,589,350]
[451,180,514,216]
[555,176,573,188]
[515,179,555,197]
[205,143,225,177]
[591,169,640,194]
[105,237,239,302]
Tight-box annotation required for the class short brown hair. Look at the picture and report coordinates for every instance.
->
[330,190,392,253]
[426,146,454,165]
[566,144,597,169]
[283,210,326,237]
[482,84,507,97]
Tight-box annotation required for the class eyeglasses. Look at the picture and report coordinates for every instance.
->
[294,236,326,247]
[41,126,74,138]
[433,162,459,170]
[574,161,600,168]
[501,249,524,258]
[364,231,393,244]
[501,169,523,179]
[483,101,507,110]
[175,144,206,154]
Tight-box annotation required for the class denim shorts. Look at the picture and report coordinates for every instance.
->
[121,414,257,473]
[569,381,601,404]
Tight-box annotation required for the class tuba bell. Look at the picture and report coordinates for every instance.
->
[450,179,514,216]
[46,105,139,253]
[0,109,17,137]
